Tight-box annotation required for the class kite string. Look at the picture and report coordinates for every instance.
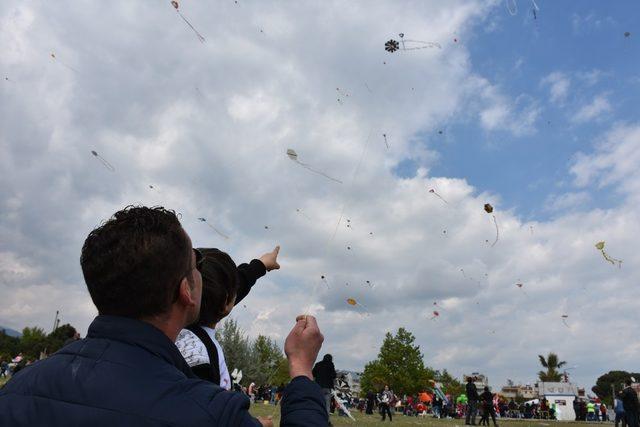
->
[297,161,343,184]
[303,128,375,317]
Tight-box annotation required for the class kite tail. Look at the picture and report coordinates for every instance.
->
[97,156,116,172]
[601,251,623,268]
[206,223,229,240]
[435,193,448,204]
[491,215,499,247]
[178,12,206,43]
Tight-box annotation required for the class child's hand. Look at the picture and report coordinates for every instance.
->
[259,245,280,271]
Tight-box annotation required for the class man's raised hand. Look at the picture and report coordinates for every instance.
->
[284,315,323,380]
[259,245,281,272]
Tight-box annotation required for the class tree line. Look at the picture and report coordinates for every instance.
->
[0,324,77,362]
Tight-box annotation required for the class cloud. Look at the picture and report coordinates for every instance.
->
[544,192,591,213]
[541,71,570,105]
[571,124,640,201]
[471,77,541,136]
[1,1,639,393]
[571,94,612,123]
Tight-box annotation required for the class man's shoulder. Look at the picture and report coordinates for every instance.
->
[0,346,252,425]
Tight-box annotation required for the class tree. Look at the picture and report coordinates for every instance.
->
[19,327,48,359]
[435,369,464,397]
[46,324,78,355]
[216,318,288,386]
[360,327,434,396]
[592,371,640,406]
[537,352,567,382]
[216,318,252,377]
[247,335,286,385]
[0,330,20,361]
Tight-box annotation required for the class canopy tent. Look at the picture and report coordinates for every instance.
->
[419,392,432,403]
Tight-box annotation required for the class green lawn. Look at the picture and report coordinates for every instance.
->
[250,404,589,426]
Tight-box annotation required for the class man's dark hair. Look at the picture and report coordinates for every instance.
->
[323,354,332,362]
[81,205,191,318]
[196,248,239,326]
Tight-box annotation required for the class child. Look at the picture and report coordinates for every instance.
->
[175,246,280,388]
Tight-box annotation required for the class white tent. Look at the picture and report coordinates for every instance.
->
[538,382,578,421]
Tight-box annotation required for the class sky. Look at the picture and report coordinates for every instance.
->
[1,0,639,392]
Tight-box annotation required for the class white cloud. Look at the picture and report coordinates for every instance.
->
[571,124,640,201]
[571,94,612,123]
[471,77,541,136]
[541,71,570,104]
[0,1,638,392]
[544,191,591,213]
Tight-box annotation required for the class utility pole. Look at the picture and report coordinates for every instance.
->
[611,384,616,406]
[52,310,60,332]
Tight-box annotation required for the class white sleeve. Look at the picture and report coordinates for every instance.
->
[175,329,210,367]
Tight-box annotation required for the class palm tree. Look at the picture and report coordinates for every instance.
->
[538,352,567,382]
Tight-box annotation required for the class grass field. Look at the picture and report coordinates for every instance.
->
[250,404,590,426]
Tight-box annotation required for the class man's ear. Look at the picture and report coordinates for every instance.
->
[177,278,196,307]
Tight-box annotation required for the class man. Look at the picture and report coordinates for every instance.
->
[479,386,498,427]
[615,395,627,427]
[313,353,337,425]
[379,385,394,422]
[466,376,480,425]
[0,206,326,426]
[621,379,640,427]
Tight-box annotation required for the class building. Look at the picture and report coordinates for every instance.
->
[500,383,536,399]
[464,372,489,391]
[537,381,579,421]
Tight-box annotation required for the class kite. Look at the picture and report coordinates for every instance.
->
[624,32,631,38]
[346,246,352,250]
[595,241,622,268]
[90,150,115,172]
[320,275,330,289]
[505,0,517,15]
[484,203,499,247]
[561,315,570,328]
[385,39,399,52]
[429,310,440,321]
[346,298,369,316]
[197,217,229,240]
[428,188,448,204]
[336,87,350,105]
[346,218,352,229]
[286,148,342,184]
[296,208,311,220]
[382,133,390,149]
[515,283,528,296]
[364,280,374,288]
[170,1,206,43]
[384,33,441,53]
[332,390,356,421]
[50,52,79,73]
[460,268,466,278]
